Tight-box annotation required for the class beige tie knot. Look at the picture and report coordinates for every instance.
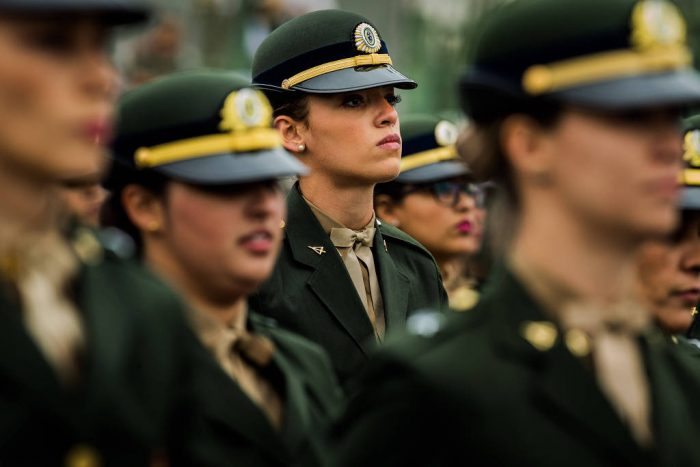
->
[330,227,375,249]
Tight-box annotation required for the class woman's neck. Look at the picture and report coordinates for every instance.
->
[511,199,640,305]
[145,244,248,326]
[299,176,374,230]
[0,160,55,231]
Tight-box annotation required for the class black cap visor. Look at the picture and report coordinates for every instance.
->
[680,187,700,211]
[462,68,700,111]
[551,69,700,110]
[288,65,416,94]
[0,0,152,26]
[155,148,309,185]
[395,161,470,184]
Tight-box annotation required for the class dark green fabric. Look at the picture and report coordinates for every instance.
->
[188,312,342,467]
[331,264,700,466]
[251,10,388,86]
[249,185,449,383]
[0,238,200,466]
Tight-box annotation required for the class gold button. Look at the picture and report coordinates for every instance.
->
[565,329,591,357]
[65,444,102,467]
[521,321,557,352]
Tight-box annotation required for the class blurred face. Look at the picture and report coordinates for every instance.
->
[637,213,700,334]
[542,107,682,238]
[300,86,402,186]
[0,15,116,182]
[160,181,285,301]
[57,173,108,227]
[377,179,483,263]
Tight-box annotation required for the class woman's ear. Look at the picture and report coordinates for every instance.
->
[274,115,307,154]
[375,194,402,227]
[121,184,166,234]
[501,114,555,185]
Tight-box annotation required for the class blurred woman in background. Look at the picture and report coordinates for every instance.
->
[374,114,484,311]
[105,70,342,467]
[0,2,211,465]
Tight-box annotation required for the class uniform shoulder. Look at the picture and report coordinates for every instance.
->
[382,307,488,363]
[379,222,434,258]
[249,312,334,363]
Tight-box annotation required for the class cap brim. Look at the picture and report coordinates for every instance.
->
[550,70,700,110]
[155,148,309,185]
[289,65,417,94]
[0,0,152,26]
[680,187,700,210]
[395,161,470,184]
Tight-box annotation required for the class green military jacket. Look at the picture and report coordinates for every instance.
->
[190,312,342,467]
[331,265,700,467]
[0,231,199,466]
[250,185,448,383]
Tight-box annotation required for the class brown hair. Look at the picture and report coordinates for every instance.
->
[265,90,310,122]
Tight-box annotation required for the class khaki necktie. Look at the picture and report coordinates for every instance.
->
[207,325,283,430]
[16,231,84,386]
[330,226,385,339]
[561,301,653,447]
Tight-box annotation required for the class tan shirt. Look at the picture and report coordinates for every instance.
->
[304,197,386,340]
[187,306,283,430]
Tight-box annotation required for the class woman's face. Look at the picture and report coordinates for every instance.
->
[299,86,402,185]
[377,179,483,263]
[539,108,683,238]
[0,15,116,182]
[637,213,700,334]
[160,181,286,301]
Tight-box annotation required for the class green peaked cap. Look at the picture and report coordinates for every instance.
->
[107,69,307,188]
[0,0,152,25]
[460,0,700,116]
[252,9,416,93]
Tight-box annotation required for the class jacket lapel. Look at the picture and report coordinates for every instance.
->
[489,265,645,465]
[0,286,65,407]
[373,226,410,331]
[643,335,700,466]
[285,187,375,354]
[193,341,287,461]
[77,263,131,389]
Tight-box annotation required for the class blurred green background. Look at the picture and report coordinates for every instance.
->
[115,0,700,117]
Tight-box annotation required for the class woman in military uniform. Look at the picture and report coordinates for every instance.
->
[332,1,700,465]
[104,70,342,467]
[0,2,208,466]
[374,114,484,311]
[249,10,448,383]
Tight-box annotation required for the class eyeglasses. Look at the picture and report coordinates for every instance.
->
[403,181,486,208]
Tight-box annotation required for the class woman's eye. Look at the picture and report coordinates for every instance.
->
[342,95,364,108]
[386,94,402,106]
[20,28,76,56]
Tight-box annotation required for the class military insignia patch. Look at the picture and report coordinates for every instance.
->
[630,0,686,50]
[434,120,458,147]
[354,22,381,54]
[219,88,273,132]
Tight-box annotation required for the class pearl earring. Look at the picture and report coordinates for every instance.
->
[297,144,306,152]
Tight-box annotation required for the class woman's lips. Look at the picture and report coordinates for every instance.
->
[83,119,113,146]
[456,220,472,234]
[674,289,700,304]
[239,230,274,254]
[377,133,401,151]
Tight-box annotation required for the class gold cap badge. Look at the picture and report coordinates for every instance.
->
[631,1,687,51]
[219,88,273,133]
[434,120,458,147]
[354,22,381,54]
